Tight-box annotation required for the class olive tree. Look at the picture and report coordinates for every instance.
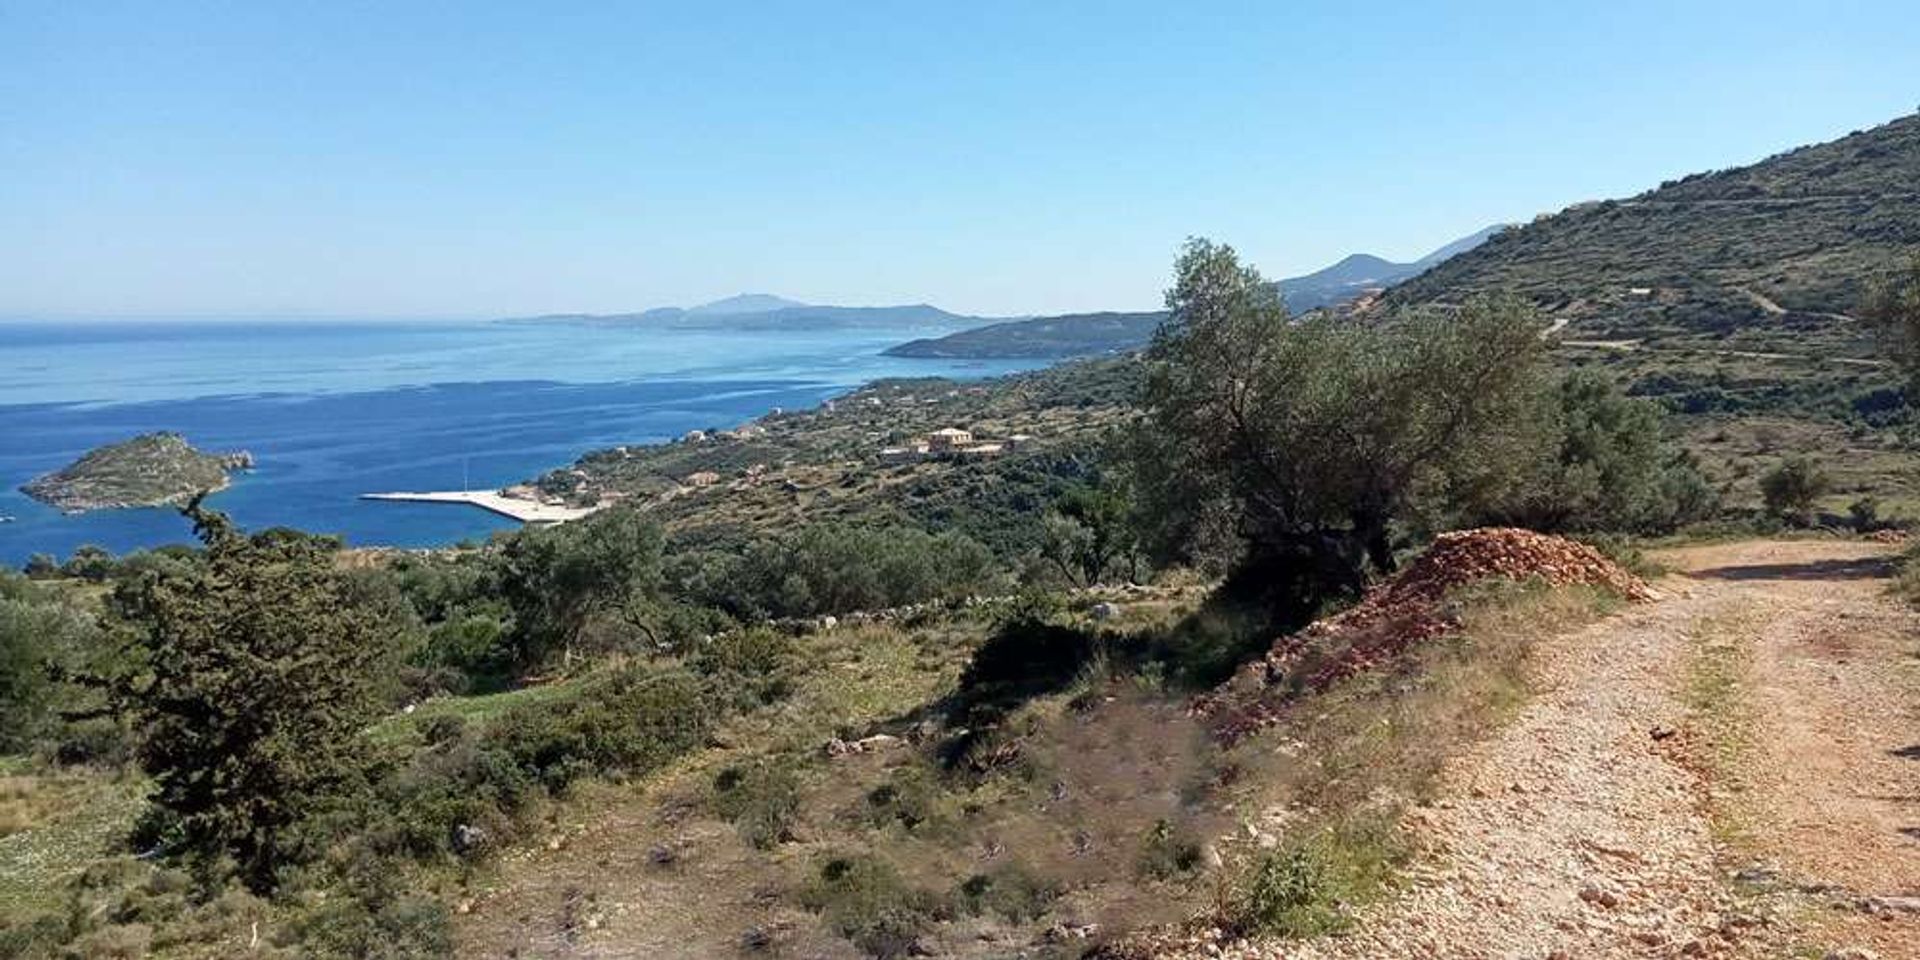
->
[1133,238,1552,612]
[1866,253,1920,395]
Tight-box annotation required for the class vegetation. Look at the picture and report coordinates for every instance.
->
[5,196,1910,955]
[1133,238,1552,617]
[20,433,251,514]
[101,502,395,893]
[1393,114,1920,336]
[1866,253,1920,392]
[1759,455,1832,526]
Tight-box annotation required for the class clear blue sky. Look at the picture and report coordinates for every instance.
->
[4,1,1917,318]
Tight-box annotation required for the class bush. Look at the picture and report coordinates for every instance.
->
[689,626,795,711]
[1136,817,1205,881]
[1759,456,1831,526]
[954,863,1059,923]
[705,524,998,620]
[800,854,942,959]
[1224,820,1407,940]
[485,667,710,792]
[1494,370,1719,534]
[712,759,802,850]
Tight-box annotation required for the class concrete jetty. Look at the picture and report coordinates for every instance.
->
[360,490,601,525]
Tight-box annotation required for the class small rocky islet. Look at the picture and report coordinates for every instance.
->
[20,432,254,514]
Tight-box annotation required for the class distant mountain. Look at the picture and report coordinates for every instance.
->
[506,295,991,330]
[1386,113,1920,340]
[883,226,1502,360]
[1276,225,1506,312]
[885,311,1167,359]
[685,293,809,317]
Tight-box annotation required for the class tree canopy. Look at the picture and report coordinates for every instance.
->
[1133,238,1552,610]
[106,502,395,891]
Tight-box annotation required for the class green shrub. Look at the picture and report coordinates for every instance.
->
[712,759,802,850]
[1225,820,1407,939]
[689,626,795,711]
[1136,817,1205,881]
[708,524,998,620]
[954,863,1059,923]
[800,854,942,959]
[296,892,453,959]
[862,765,951,834]
[485,667,710,792]
[1759,456,1831,526]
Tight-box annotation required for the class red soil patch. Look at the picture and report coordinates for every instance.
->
[1196,528,1655,740]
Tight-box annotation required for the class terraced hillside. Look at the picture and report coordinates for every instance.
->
[1391,113,1920,352]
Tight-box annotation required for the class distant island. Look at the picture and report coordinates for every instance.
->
[503,293,1001,330]
[21,432,254,514]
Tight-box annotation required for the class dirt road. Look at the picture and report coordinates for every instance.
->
[1226,539,1919,959]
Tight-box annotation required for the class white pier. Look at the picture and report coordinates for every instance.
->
[360,490,601,525]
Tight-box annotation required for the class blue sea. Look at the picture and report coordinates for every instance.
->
[0,319,1045,566]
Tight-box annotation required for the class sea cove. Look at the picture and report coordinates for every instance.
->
[0,319,1044,564]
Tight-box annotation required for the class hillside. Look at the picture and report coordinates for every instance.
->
[528,358,1141,556]
[1390,113,1920,346]
[883,226,1502,360]
[884,311,1166,359]
[19,432,252,514]
[1278,224,1505,312]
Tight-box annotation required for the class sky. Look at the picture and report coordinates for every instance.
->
[4,1,1919,319]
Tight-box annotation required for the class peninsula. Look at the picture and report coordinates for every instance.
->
[21,432,254,514]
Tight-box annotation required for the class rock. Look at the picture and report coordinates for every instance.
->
[646,844,676,866]
[740,926,773,950]
[1090,602,1121,621]
[1579,880,1623,908]
[452,823,488,855]
[824,733,903,758]
[1649,724,1679,740]
[1861,895,1920,915]
[1824,950,1878,960]
[819,615,838,631]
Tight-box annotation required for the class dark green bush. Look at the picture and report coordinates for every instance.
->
[711,759,802,850]
[485,667,710,792]
[800,854,943,959]
[689,626,794,711]
[955,863,1060,923]
[704,524,998,620]
[1759,456,1831,526]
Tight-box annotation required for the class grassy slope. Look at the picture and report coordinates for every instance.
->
[450,580,1624,958]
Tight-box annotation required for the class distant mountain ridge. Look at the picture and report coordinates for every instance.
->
[1276,224,1506,311]
[885,226,1504,359]
[507,294,991,330]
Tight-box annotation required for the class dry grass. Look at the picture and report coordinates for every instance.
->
[1207,580,1625,940]
[0,765,146,918]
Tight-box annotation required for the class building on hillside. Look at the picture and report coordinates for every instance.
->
[926,427,973,452]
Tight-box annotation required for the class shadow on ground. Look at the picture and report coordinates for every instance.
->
[1684,557,1896,582]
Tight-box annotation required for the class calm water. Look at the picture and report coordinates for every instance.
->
[0,319,1043,565]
